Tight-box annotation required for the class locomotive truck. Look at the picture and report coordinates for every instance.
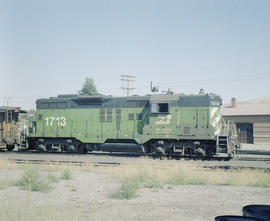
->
[27,91,238,158]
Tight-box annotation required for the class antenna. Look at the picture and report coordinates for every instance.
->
[199,88,205,95]
[121,75,136,96]
[150,81,160,93]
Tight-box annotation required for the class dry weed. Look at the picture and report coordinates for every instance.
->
[99,163,270,188]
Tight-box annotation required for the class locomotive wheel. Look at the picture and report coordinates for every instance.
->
[6,144,15,151]
[66,143,86,153]
[37,144,46,152]
[77,144,86,154]
[159,154,165,160]
[66,144,76,152]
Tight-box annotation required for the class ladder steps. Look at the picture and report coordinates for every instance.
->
[217,135,228,153]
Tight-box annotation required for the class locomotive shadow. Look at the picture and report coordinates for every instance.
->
[14,150,232,161]
[14,150,146,158]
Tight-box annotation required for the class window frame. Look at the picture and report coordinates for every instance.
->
[151,102,170,114]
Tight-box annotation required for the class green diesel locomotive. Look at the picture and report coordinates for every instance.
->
[27,92,238,158]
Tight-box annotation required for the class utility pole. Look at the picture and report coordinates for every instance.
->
[3,97,12,107]
[120,75,136,96]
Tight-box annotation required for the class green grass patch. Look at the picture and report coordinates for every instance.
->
[47,174,59,183]
[111,172,163,199]
[166,173,207,186]
[224,169,270,188]
[109,165,270,200]
[60,169,72,180]
[111,178,140,199]
[254,174,270,187]
[144,180,163,189]
[71,187,77,192]
[65,183,77,192]
[15,168,52,192]
[0,178,11,190]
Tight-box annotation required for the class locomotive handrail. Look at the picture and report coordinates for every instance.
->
[227,120,231,152]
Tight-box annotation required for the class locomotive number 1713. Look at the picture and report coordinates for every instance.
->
[44,116,66,127]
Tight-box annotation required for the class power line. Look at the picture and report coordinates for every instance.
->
[120,74,136,96]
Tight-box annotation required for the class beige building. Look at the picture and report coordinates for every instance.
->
[222,97,270,144]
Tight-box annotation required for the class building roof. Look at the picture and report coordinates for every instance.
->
[222,97,270,116]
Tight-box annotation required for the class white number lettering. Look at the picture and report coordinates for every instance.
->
[44,116,66,127]
[49,117,55,126]
[60,117,66,126]
[45,117,49,126]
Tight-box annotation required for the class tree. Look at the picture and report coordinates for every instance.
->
[79,77,98,95]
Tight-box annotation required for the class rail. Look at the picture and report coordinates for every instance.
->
[3,157,269,171]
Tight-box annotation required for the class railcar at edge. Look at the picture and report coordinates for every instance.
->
[0,106,27,151]
[27,92,239,158]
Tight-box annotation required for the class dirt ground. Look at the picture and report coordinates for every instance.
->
[0,167,269,221]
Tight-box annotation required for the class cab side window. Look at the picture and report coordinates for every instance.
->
[151,103,169,113]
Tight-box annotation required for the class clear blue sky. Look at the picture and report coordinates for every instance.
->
[1,0,269,109]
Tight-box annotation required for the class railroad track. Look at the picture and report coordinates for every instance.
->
[236,157,270,162]
[1,150,270,162]
[6,158,121,167]
[3,157,270,172]
[1,151,270,173]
